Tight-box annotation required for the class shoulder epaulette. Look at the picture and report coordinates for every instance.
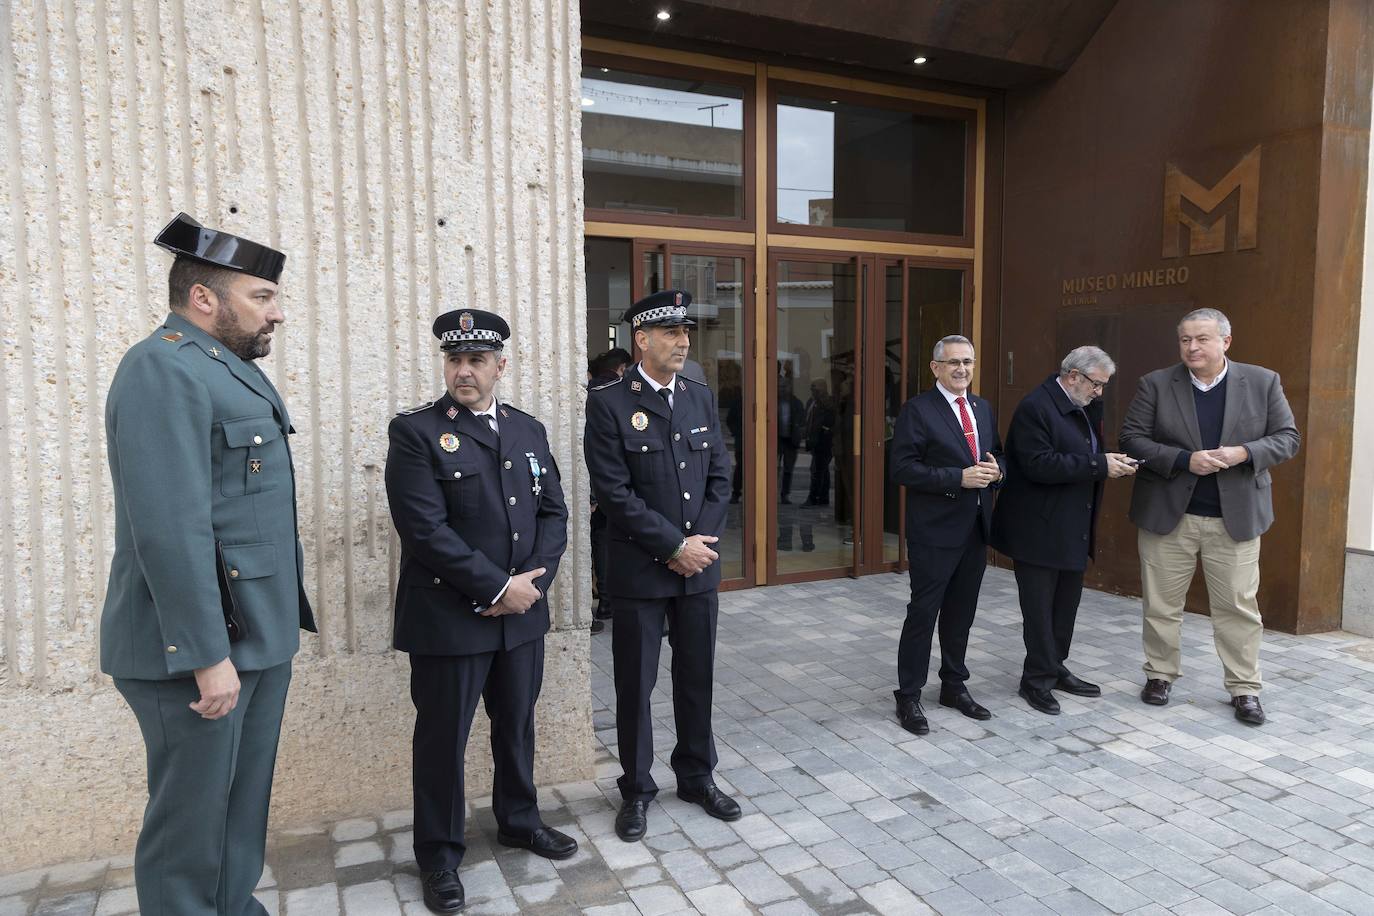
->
[159,330,184,343]
[398,400,436,416]
[500,403,534,419]
[592,376,623,391]
[683,375,709,386]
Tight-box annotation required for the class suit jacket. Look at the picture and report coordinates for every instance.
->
[386,392,568,655]
[583,365,732,598]
[990,375,1108,571]
[1119,361,1299,541]
[889,385,1004,548]
[101,312,315,680]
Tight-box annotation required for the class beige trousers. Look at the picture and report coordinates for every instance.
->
[1138,514,1263,696]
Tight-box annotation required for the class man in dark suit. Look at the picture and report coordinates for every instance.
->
[991,347,1137,715]
[584,289,740,842]
[889,334,1005,735]
[804,378,835,507]
[1120,308,1299,725]
[386,309,575,914]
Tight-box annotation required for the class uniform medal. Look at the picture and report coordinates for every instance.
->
[439,432,460,452]
[525,452,543,497]
[630,411,649,431]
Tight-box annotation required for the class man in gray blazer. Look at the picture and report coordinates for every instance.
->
[102,214,315,914]
[1120,308,1299,725]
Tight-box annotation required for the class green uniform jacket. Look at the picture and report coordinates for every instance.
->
[101,312,316,680]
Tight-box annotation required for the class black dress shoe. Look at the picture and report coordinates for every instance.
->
[939,690,992,720]
[1232,694,1265,725]
[497,825,578,860]
[677,784,742,821]
[422,869,465,913]
[1018,684,1061,715]
[895,696,929,735]
[1054,673,1101,697]
[1140,678,1171,706]
[590,619,605,634]
[615,800,649,842]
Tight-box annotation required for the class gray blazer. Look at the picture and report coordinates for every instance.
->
[1119,361,1300,542]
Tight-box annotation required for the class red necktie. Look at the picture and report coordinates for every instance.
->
[956,396,978,462]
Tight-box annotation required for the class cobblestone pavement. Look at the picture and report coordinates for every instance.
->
[8,568,1374,915]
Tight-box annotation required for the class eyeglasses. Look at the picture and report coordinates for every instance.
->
[937,358,976,368]
[1074,370,1110,391]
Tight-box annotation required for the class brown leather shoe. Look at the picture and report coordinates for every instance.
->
[1140,679,1171,706]
[1231,694,1265,725]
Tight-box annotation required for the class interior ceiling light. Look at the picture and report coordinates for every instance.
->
[912,56,928,65]
[656,10,671,21]
[600,67,609,72]
[581,97,594,106]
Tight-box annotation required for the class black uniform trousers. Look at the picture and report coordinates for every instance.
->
[895,525,987,699]
[612,592,719,802]
[1014,561,1086,691]
[409,639,544,871]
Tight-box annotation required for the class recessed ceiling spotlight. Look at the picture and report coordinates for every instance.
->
[912,56,928,65]
[600,67,609,73]
[656,10,671,21]
[581,97,594,106]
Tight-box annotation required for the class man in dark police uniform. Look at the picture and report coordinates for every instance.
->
[386,309,574,913]
[102,213,315,915]
[584,289,740,842]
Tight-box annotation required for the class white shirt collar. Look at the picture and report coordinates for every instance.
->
[638,364,677,393]
[935,381,971,405]
[467,397,499,422]
[1189,358,1229,392]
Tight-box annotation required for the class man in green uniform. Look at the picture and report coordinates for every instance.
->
[101,213,315,915]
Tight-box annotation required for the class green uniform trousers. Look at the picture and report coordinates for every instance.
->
[115,661,292,916]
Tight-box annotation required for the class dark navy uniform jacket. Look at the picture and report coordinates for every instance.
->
[584,366,731,598]
[386,392,568,655]
[889,386,1005,548]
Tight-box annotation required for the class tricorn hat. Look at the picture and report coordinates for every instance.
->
[154,212,286,284]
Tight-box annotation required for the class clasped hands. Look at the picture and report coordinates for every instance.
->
[960,453,1003,489]
[668,534,719,578]
[480,566,548,617]
[1188,445,1248,477]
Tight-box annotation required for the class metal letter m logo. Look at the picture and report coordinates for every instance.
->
[1162,145,1261,257]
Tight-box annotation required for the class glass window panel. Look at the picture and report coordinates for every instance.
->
[582,67,745,220]
[881,265,902,564]
[905,267,965,399]
[671,253,747,581]
[777,94,967,236]
[775,260,856,574]
[585,238,632,363]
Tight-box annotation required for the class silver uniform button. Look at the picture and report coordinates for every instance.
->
[453,470,461,479]
[641,445,648,452]
[683,492,691,500]
[679,461,686,469]
[685,521,692,530]
[252,434,263,445]
[229,569,239,578]
[512,532,520,541]
[508,497,517,506]
[166,645,177,653]
[674,433,681,441]
[509,567,516,575]
[433,577,441,585]
[504,460,513,469]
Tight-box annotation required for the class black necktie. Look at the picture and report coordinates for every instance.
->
[658,387,672,412]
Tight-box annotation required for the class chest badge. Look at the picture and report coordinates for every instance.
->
[439,432,460,453]
[630,411,649,431]
[446,406,458,420]
[249,459,262,474]
[630,379,642,392]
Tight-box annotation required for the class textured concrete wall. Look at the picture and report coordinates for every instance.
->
[0,0,591,870]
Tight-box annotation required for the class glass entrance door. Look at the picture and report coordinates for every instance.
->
[769,256,860,580]
[636,243,755,587]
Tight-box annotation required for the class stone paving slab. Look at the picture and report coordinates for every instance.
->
[8,569,1374,914]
